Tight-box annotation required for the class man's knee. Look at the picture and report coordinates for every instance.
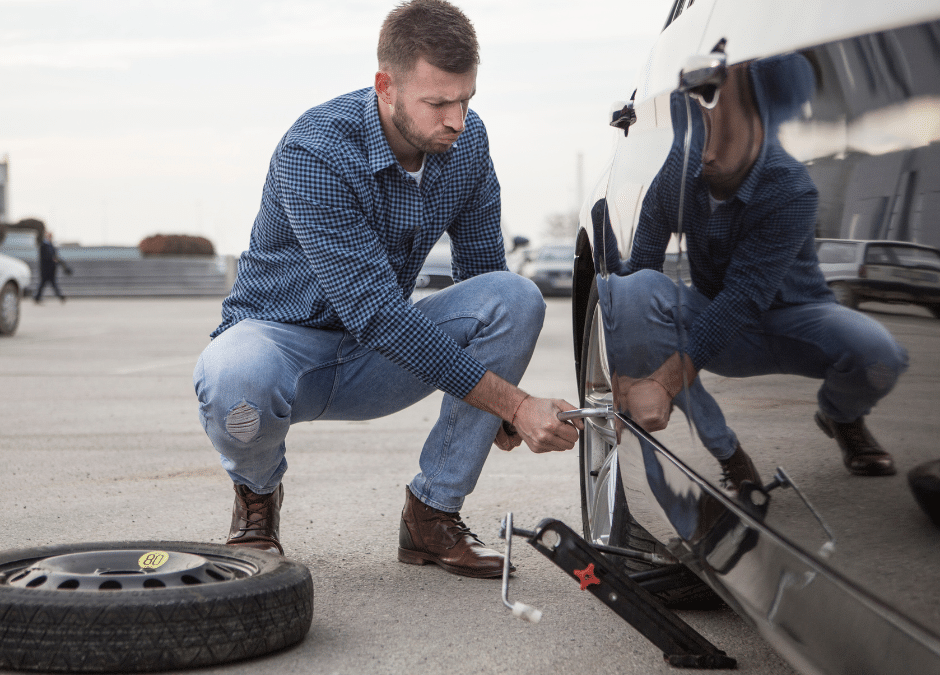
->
[482,271,545,327]
[607,269,680,322]
[507,272,546,324]
[221,399,263,443]
[195,340,291,442]
[862,340,908,395]
[836,310,909,394]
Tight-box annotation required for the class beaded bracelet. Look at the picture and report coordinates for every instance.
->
[510,393,530,425]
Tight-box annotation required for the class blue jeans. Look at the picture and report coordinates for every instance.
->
[601,270,908,460]
[193,271,545,512]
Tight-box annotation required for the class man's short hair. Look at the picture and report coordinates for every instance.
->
[377,0,479,76]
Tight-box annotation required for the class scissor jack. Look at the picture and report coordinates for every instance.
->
[499,513,737,670]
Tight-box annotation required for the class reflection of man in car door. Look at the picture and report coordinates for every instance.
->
[193,0,580,576]
[605,54,907,493]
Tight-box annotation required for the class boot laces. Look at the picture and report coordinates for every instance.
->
[432,511,484,547]
[238,489,272,532]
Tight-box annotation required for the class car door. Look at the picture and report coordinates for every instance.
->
[574,2,940,673]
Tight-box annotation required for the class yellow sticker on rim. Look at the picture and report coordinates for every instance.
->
[138,551,170,569]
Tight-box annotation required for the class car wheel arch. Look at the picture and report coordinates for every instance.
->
[572,227,596,383]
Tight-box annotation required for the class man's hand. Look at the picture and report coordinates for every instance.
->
[494,421,523,451]
[613,352,697,433]
[511,396,583,454]
[465,371,582,455]
[624,379,673,431]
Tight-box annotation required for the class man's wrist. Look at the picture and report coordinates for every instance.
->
[649,352,697,399]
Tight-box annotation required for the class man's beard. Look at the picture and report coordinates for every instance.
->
[391,101,457,155]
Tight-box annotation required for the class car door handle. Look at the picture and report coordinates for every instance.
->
[557,406,614,422]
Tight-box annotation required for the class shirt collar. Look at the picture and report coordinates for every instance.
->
[693,140,770,206]
[362,88,455,181]
[363,89,399,176]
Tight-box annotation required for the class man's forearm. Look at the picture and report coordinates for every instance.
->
[463,370,528,423]
[463,370,582,454]
[648,351,698,399]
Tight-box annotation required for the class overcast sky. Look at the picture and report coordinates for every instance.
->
[1,0,672,254]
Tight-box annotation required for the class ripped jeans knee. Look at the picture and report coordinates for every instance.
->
[225,399,262,443]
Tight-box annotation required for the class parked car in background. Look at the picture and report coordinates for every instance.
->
[414,233,531,300]
[413,237,454,297]
[518,243,574,296]
[0,252,31,335]
[817,239,940,317]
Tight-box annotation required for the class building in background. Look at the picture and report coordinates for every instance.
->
[0,156,8,224]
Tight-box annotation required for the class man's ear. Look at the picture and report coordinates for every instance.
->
[375,71,394,105]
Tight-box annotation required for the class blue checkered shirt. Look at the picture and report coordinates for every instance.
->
[214,87,507,399]
[625,140,833,370]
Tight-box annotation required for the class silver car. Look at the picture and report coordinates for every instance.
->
[817,238,940,317]
[0,251,30,335]
[518,244,574,297]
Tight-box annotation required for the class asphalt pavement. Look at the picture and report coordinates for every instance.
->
[3,294,938,674]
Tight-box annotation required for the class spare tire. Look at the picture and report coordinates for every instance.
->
[0,541,313,672]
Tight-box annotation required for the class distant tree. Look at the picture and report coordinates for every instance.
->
[139,234,215,256]
[543,210,579,241]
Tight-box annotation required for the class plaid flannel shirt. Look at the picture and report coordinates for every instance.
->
[214,87,507,399]
[625,140,833,370]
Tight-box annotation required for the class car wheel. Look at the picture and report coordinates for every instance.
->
[578,281,719,608]
[0,281,20,335]
[0,541,313,672]
[829,282,858,309]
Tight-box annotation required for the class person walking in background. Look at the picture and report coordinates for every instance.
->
[34,231,70,303]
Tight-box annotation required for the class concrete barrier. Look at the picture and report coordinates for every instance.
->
[24,255,238,297]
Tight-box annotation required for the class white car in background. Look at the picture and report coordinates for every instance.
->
[518,243,575,297]
[0,251,31,335]
[817,238,940,317]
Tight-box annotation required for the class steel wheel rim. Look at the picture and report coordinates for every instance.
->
[583,300,617,546]
[0,548,260,593]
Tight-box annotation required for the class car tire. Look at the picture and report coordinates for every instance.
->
[908,460,940,527]
[578,281,719,608]
[926,304,940,320]
[829,282,858,309]
[0,541,313,673]
[0,281,20,335]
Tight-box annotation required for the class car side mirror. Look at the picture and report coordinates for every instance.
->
[610,90,637,136]
[678,38,727,109]
[510,235,530,253]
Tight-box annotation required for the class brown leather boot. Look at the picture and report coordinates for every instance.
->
[719,444,762,496]
[226,483,284,555]
[815,410,896,476]
[398,487,512,578]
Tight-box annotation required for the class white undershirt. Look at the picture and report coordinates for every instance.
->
[708,192,726,214]
[406,154,428,186]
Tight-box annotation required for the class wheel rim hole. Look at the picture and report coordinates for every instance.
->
[57,579,80,590]
[181,575,202,585]
[99,580,122,590]
[26,575,47,588]
[205,569,225,581]
[143,578,166,589]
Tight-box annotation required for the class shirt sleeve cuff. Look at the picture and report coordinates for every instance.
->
[435,350,489,400]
